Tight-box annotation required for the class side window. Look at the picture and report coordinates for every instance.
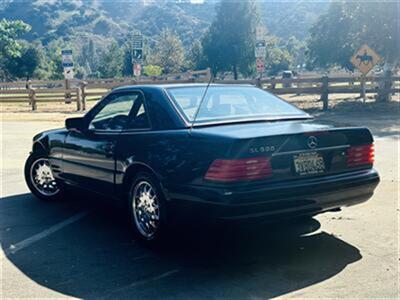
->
[89,93,139,130]
[127,101,150,129]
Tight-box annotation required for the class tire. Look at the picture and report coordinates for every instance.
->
[24,153,64,201]
[128,172,168,243]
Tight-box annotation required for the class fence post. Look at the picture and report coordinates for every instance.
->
[270,76,276,90]
[29,88,37,111]
[256,77,261,88]
[377,70,393,102]
[206,67,212,81]
[26,80,32,105]
[80,81,87,111]
[65,79,72,104]
[321,75,329,111]
[76,87,82,111]
[360,75,366,102]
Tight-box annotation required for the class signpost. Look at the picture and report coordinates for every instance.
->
[350,44,382,102]
[132,34,143,77]
[255,26,267,77]
[61,49,74,103]
[134,64,142,77]
[256,58,265,73]
[61,49,74,79]
[255,40,266,58]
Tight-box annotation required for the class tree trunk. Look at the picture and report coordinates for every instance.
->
[233,65,238,80]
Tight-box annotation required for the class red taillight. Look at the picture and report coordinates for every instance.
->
[347,144,374,167]
[204,157,272,182]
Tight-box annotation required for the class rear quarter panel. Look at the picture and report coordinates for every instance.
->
[115,129,233,194]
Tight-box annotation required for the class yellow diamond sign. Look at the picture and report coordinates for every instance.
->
[350,44,381,75]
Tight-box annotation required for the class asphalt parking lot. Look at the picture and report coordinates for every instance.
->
[1,120,399,299]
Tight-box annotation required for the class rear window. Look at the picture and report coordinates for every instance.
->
[166,86,307,124]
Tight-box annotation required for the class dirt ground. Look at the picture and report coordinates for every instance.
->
[1,96,399,298]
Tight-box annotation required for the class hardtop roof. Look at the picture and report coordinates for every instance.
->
[112,83,254,92]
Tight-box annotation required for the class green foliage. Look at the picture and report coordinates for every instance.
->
[285,36,307,69]
[143,65,163,77]
[187,40,207,71]
[98,42,123,78]
[4,42,42,80]
[150,29,185,74]
[307,1,400,70]
[265,37,293,76]
[0,18,31,58]
[79,39,97,74]
[0,18,31,78]
[259,1,329,40]
[202,0,258,79]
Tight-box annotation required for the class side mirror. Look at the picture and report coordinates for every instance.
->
[65,117,85,131]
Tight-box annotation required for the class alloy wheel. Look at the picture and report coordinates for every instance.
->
[30,158,59,196]
[132,181,160,239]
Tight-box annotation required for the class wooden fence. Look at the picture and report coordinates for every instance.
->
[0,68,398,111]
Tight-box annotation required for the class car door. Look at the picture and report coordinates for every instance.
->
[62,91,143,195]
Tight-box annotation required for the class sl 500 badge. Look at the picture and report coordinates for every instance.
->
[249,146,275,153]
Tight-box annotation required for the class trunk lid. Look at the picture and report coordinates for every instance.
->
[195,120,374,183]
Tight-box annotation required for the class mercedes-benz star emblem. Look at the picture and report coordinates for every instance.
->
[307,136,318,149]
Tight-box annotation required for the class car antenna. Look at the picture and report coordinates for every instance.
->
[189,73,214,135]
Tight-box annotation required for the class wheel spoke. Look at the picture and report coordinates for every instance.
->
[132,180,160,238]
[30,158,59,196]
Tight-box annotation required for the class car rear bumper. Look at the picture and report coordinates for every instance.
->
[166,169,380,221]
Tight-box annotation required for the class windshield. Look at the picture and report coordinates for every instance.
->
[166,86,308,124]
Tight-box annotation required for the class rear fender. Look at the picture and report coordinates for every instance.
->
[119,162,170,200]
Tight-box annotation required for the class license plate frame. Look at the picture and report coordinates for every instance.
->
[293,152,325,176]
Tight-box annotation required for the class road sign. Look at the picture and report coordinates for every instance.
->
[132,34,143,50]
[255,40,266,58]
[134,64,142,77]
[133,49,143,60]
[61,49,73,68]
[132,34,143,63]
[350,44,381,75]
[256,57,265,73]
[63,67,74,80]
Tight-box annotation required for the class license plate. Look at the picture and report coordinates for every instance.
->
[293,152,325,175]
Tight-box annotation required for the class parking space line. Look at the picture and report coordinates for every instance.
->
[107,269,180,295]
[4,211,88,255]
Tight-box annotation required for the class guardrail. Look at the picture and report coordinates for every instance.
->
[0,68,398,111]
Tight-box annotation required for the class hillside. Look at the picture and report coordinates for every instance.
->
[0,0,328,47]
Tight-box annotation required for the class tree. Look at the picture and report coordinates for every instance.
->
[187,40,207,71]
[0,19,31,79]
[143,65,163,76]
[307,1,399,70]
[202,0,258,79]
[4,43,42,80]
[262,35,294,76]
[98,42,123,78]
[151,29,185,74]
[285,36,306,69]
[80,39,97,75]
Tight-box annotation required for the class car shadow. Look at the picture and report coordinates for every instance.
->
[1,192,362,299]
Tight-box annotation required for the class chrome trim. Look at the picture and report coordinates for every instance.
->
[272,145,350,157]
